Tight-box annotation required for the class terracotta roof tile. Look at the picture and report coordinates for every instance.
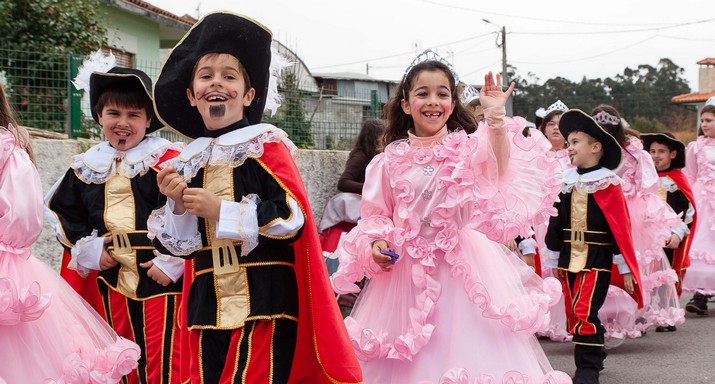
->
[122,0,196,25]
[696,58,715,65]
[671,91,715,103]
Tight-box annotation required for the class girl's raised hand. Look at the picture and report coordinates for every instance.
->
[480,71,515,109]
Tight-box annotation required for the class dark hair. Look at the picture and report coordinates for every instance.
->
[0,83,36,163]
[538,110,563,134]
[647,136,677,152]
[590,104,626,147]
[383,60,476,145]
[95,83,155,120]
[190,52,252,92]
[352,118,386,160]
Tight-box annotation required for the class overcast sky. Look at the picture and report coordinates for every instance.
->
[144,0,714,90]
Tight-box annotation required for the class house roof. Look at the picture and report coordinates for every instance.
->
[312,72,397,84]
[671,91,715,103]
[696,58,715,66]
[111,0,196,26]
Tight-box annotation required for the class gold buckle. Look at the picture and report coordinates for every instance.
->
[570,229,585,246]
[212,239,240,275]
[112,231,132,255]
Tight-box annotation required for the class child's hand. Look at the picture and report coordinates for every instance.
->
[479,71,515,109]
[183,188,221,221]
[99,236,118,270]
[522,254,535,269]
[623,273,636,294]
[665,233,681,249]
[551,268,565,282]
[140,260,172,286]
[503,239,517,252]
[371,239,393,272]
[157,166,187,211]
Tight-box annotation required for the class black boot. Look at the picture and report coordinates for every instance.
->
[574,344,603,384]
[686,292,709,315]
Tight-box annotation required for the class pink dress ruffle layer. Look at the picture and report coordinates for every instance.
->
[682,136,715,294]
[0,130,140,384]
[332,118,570,383]
[599,137,684,346]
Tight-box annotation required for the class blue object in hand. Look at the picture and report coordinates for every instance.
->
[380,249,400,265]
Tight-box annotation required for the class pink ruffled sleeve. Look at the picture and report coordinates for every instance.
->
[683,140,698,184]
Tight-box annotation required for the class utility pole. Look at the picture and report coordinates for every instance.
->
[500,26,507,88]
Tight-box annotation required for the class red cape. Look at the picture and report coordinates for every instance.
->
[258,141,362,384]
[593,184,644,309]
[658,169,697,272]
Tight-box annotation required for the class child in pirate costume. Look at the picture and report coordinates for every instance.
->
[45,63,185,383]
[543,109,643,384]
[148,12,361,384]
[642,132,697,314]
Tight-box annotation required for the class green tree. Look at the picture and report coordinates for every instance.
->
[0,0,106,131]
[263,69,314,148]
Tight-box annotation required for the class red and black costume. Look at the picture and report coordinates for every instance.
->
[46,136,185,384]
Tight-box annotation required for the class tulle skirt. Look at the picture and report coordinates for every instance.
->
[344,229,571,383]
[682,182,715,295]
[0,248,140,384]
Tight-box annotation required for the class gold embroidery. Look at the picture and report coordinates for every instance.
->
[568,189,589,272]
[657,185,668,202]
[105,170,140,297]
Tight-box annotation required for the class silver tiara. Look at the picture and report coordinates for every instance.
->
[461,85,479,105]
[544,100,568,116]
[706,96,715,107]
[403,49,460,83]
[592,110,621,126]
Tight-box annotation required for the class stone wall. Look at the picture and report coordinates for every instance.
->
[31,138,349,272]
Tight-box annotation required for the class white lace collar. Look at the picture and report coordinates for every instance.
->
[72,136,173,184]
[562,167,621,193]
[171,123,297,181]
[659,175,679,192]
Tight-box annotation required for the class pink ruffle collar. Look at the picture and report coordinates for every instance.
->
[407,125,448,147]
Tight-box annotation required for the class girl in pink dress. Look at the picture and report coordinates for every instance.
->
[0,84,140,383]
[682,101,715,313]
[591,105,684,346]
[331,50,570,383]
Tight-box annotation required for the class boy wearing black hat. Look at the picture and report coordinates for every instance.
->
[543,109,643,384]
[642,132,697,314]
[148,11,361,384]
[46,66,185,383]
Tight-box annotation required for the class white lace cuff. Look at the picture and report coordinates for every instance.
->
[217,195,260,256]
[613,254,631,274]
[542,248,560,269]
[518,238,537,256]
[672,221,689,241]
[150,251,185,283]
[148,201,202,257]
[70,230,104,277]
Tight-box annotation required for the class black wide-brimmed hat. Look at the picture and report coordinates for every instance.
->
[89,67,163,133]
[641,132,685,169]
[559,109,623,170]
[154,11,272,139]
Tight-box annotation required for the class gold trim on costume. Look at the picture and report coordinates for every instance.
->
[568,189,589,272]
[104,170,141,297]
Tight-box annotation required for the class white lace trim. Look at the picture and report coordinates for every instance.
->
[171,129,293,181]
[69,230,99,278]
[237,194,260,256]
[562,167,621,193]
[659,176,680,193]
[71,137,180,184]
[147,205,202,257]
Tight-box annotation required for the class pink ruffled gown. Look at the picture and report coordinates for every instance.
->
[598,137,684,346]
[331,112,571,384]
[0,128,140,384]
[682,136,715,294]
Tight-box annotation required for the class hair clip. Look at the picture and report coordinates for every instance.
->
[544,100,568,116]
[592,110,621,126]
[403,49,460,83]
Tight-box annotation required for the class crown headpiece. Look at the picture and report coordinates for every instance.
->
[461,85,479,105]
[535,107,546,118]
[706,96,715,107]
[592,110,621,126]
[544,100,568,116]
[403,49,460,83]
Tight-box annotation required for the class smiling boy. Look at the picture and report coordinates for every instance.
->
[148,11,361,384]
[543,109,643,384]
[46,66,185,383]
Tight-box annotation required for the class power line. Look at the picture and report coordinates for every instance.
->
[512,17,715,35]
[511,35,658,65]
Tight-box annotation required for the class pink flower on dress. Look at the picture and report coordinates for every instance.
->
[439,368,471,384]
[413,147,434,165]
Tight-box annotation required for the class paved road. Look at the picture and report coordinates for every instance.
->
[540,296,715,383]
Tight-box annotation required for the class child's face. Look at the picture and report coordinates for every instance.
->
[98,102,149,151]
[567,131,601,168]
[186,53,255,130]
[400,70,455,137]
[544,115,565,149]
[701,111,715,138]
[648,142,676,171]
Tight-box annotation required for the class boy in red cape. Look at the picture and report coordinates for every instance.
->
[642,132,697,308]
[543,109,642,384]
[148,11,361,383]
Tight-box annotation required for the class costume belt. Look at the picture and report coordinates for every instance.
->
[563,229,612,246]
[105,230,152,298]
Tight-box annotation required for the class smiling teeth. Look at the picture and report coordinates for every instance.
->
[207,95,226,101]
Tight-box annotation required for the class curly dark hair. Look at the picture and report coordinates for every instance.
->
[382,60,476,145]
[351,118,386,160]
